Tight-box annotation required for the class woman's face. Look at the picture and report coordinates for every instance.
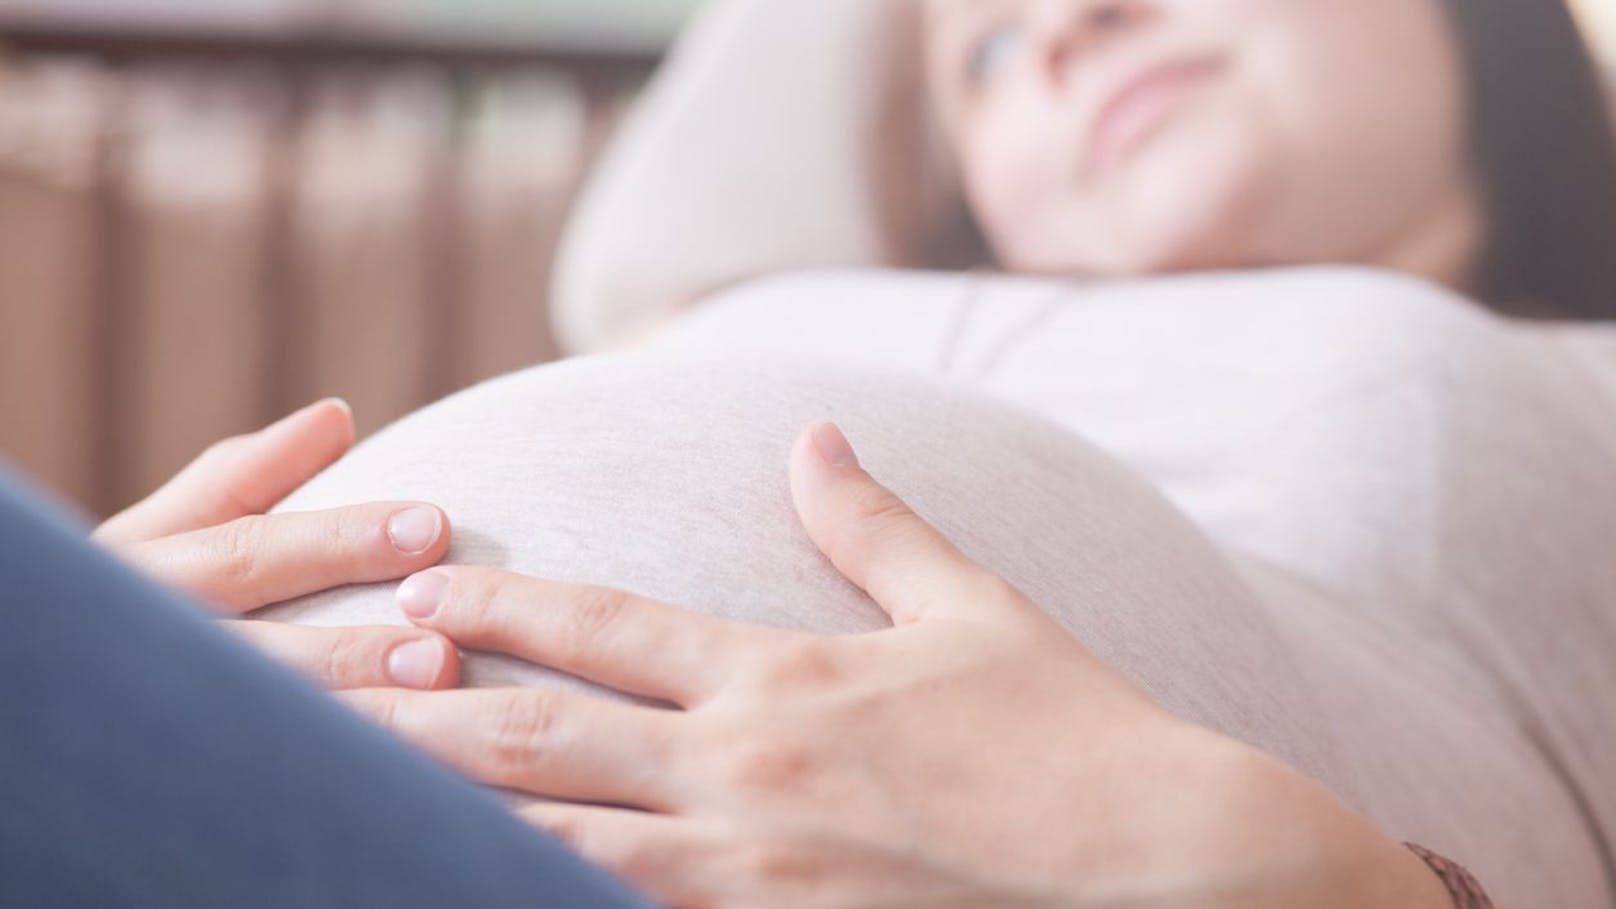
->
[926,0,1485,285]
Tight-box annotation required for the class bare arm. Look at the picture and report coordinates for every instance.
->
[551,0,941,352]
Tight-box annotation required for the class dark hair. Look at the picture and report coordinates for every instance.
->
[1440,0,1616,319]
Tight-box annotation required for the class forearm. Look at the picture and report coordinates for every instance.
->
[549,0,935,355]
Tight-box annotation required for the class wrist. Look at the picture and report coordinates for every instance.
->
[1361,833,1464,909]
[1401,842,1498,909]
[1209,750,1458,909]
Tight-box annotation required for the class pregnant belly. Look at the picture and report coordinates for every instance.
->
[255,351,1609,909]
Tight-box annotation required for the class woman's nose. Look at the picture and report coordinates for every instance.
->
[1032,0,1157,89]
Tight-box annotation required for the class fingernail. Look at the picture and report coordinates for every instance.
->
[397,570,450,621]
[387,506,442,555]
[811,423,860,468]
[275,397,348,429]
[387,638,445,689]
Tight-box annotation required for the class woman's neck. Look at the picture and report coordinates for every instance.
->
[1370,178,1487,297]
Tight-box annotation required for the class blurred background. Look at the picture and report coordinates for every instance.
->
[0,0,695,517]
[0,0,1611,519]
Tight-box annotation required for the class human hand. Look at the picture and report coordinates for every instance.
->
[95,399,460,692]
[345,422,1449,908]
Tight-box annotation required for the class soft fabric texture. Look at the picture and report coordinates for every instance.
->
[263,267,1616,908]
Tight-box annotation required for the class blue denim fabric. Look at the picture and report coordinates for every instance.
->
[0,469,654,909]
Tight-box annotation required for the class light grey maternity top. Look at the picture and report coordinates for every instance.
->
[262,267,1616,908]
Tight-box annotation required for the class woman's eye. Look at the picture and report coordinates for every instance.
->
[967,24,1026,85]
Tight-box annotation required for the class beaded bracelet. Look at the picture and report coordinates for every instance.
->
[1405,842,1495,908]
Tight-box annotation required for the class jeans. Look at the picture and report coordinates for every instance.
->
[0,469,653,909]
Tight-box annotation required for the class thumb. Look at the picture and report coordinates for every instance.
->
[788,422,999,626]
[95,398,356,545]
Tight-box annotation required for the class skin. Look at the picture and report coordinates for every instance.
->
[95,399,460,693]
[335,424,1456,908]
[90,2,1507,900]
[97,413,1462,904]
[924,0,1486,291]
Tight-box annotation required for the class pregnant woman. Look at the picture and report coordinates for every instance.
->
[36,0,1616,906]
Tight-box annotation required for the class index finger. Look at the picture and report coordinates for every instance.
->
[395,567,795,706]
[122,502,450,615]
[95,399,356,545]
[788,423,1003,626]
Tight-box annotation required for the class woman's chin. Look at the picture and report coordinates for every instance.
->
[1102,121,1269,275]
[981,117,1272,278]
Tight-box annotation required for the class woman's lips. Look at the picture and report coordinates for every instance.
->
[1086,57,1225,177]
